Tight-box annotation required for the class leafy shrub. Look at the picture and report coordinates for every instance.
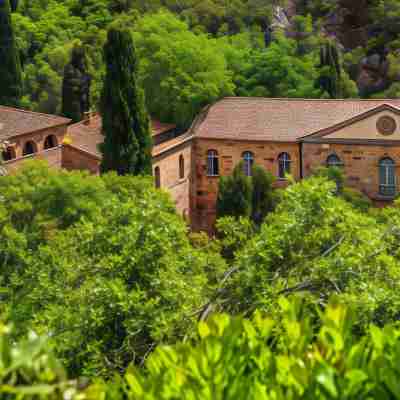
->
[342,187,372,212]
[0,162,224,377]
[84,297,400,400]
[223,176,400,329]
[0,323,77,399]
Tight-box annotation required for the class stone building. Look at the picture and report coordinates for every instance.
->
[0,105,70,171]
[189,98,400,231]
[3,98,400,233]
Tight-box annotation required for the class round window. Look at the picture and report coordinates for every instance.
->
[377,116,397,136]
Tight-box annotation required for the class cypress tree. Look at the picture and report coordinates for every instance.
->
[251,164,275,226]
[9,0,17,12]
[100,26,152,175]
[0,0,22,107]
[217,162,253,219]
[62,44,91,123]
[317,41,342,99]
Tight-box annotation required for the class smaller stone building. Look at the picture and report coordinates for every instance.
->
[0,105,70,171]
[64,113,193,220]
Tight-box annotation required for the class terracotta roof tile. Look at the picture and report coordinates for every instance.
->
[67,114,177,157]
[0,106,70,140]
[193,98,400,142]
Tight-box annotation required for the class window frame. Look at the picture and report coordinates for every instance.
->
[278,152,291,180]
[379,157,396,197]
[154,166,161,188]
[326,154,343,168]
[242,151,254,177]
[23,140,37,156]
[207,149,219,177]
[179,155,185,180]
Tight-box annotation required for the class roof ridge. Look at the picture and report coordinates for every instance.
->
[0,105,71,122]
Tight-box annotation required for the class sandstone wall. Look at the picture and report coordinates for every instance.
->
[153,140,192,221]
[62,144,100,174]
[303,142,400,200]
[192,138,301,232]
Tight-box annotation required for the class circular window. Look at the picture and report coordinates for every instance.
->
[377,116,397,136]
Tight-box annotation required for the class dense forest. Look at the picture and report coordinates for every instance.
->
[2,1,400,398]
[11,0,400,127]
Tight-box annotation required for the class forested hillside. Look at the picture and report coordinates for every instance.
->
[12,0,400,127]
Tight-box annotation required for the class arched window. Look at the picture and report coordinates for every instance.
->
[179,155,185,179]
[326,154,343,168]
[379,157,396,196]
[278,153,291,179]
[154,166,161,188]
[44,135,57,149]
[242,151,254,176]
[23,141,37,156]
[1,147,15,161]
[207,150,219,176]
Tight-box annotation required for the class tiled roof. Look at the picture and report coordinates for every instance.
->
[0,106,70,140]
[67,114,177,157]
[193,98,400,142]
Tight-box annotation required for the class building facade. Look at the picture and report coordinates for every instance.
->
[2,98,400,233]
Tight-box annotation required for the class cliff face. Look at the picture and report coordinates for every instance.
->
[292,0,400,97]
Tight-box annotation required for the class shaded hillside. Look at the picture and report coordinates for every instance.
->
[9,0,400,126]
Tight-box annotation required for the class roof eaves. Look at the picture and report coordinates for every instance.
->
[300,103,400,141]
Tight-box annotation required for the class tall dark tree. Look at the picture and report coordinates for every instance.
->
[317,41,342,98]
[100,26,152,175]
[251,164,275,226]
[9,0,17,12]
[0,0,22,107]
[62,44,91,123]
[217,162,253,219]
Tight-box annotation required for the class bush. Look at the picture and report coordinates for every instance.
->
[0,323,77,399]
[342,187,372,212]
[217,163,275,226]
[0,162,224,377]
[85,297,400,400]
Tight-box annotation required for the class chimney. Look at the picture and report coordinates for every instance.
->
[83,111,92,126]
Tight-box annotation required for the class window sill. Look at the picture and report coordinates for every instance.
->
[206,175,219,178]
[375,194,397,201]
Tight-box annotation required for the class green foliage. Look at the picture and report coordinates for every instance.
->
[85,297,400,399]
[62,43,91,122]
[0,0,23,107]
[234,32,322,98]
[342,187,372,213]
[0,322,77,399]
[314,166,345,193]
[133,11,235,128]
[216,216,254,261]
[251,164,275,225]
[0,162,224,377]
[222,176,400,330]
[100,25,152,175]
[216,162,253,220]
[217,163,275,225]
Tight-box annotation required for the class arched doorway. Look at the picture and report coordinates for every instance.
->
[44,135,58,149]
[23,141,37,156]
[1,146,16,161]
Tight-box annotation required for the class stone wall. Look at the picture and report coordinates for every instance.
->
[62,144,100,174]
[192,138,301,232]
[302,142,400,200]
[153,139,192,221]
[4,146,63,172]
[8,125,68,158]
